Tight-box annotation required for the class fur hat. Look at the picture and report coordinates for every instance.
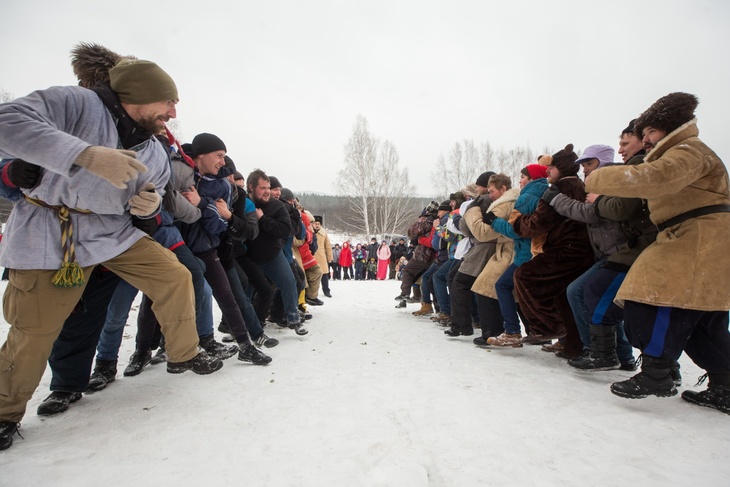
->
[313,215,323,224]
[452,191,467,207]
[461,183,479,198]
[634,92,698,137]
[71,42,177,104]
[475,171,496,187]
[191,133,226,157]
[549,144,579,177]
[71,42,136,88]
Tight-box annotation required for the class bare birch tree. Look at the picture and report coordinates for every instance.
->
[336,115,416,239]
[431,139,485,197]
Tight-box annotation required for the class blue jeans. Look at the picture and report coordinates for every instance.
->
[568,259,633,363]
[495,264,521,335]
[258,251,300,324]
[420,262,440,304]
[96,279,139,361]
[432,260,454,315]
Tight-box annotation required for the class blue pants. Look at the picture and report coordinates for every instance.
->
[495,264,521,335]
[432,260,454,315]
[420,262,441,304]
[258,251,301,324]
[568,260,634,363]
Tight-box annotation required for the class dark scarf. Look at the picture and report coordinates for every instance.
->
[91,83,153,149]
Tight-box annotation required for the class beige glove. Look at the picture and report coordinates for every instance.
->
[74,146,147,189]
[128,182,161,217]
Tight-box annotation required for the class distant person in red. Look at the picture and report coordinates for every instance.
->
[376,240,391,280]
[339,241,353,280]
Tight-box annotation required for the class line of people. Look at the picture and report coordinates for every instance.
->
[331,237,409,281]
[396,92,730,416]
[0,43,330,451]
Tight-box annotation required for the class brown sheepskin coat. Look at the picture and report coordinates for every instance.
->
[586,119,730,311]
[468,188,520,299]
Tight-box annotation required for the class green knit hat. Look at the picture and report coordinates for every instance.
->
[109,59,178,104]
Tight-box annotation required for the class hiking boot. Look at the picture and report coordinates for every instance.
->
[87,359,117,392]
[430,312,447,322]
[0,422,20,451]
[610,355,677,399]
[238,343,273,365]
[570,324,620,370]
[306,297,324,306]
[167,351,223,375]
[395,299,407,309]
[199,334,238,360]
[288,320,309,335]
[123,350,152,377]
[255,333,279,348]
[150,347,167,365]
[487,332,524,348]
[406,297,420,304]
[681,373,730,415]
[299,310,313,321]
[37,391,82,416]
[412,303,434,316]
[394,293,409,301]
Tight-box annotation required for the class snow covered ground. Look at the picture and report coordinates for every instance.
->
[1,277,729,486]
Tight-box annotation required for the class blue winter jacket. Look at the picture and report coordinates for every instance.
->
[491,177,548,266]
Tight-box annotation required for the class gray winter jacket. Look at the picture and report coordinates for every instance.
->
[0,86,170,269]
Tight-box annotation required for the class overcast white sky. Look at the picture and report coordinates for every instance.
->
[2,0,729,196]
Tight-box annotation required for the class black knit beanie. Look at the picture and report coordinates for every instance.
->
[269,176,282,189]
[191,133,227,157]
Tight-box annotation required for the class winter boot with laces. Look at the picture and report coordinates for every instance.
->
[167,351,223,375]
[611,355,678,399]
[37,391,83,416]
[87,359,117,392]
[0,422,21,451]
[238,342,273,365]
[568,324,620,371]
[444,323,474,337]
[199,334,238,360]
[681,372,730,414]
[412,302,434,316]
[150,346,167,365]
[123,349,152,377]
[670,361,682,386]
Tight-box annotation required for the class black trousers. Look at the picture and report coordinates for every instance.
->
[624,301,730,372]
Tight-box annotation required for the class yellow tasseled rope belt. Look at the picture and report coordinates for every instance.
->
[23,195,93,287]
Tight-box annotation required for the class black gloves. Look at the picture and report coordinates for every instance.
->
[6,159,41,188]
[131,215,159,237]
[482,211,497,225]
[541,186,560,205]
